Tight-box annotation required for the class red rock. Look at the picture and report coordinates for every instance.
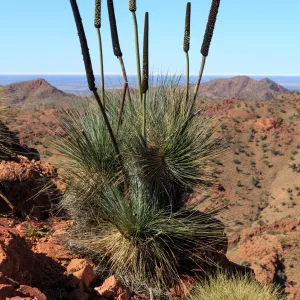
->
[73,265,96,291]
[6,297,32,300]
[0,156,60,218]
[16,285,46,300]
[0,222,34,285]
[66,259,96,291]
[0,284,16,298]
[252,117,282,132]
[66,259,88,274]
[67,289,88,300]
[95,276,131,300]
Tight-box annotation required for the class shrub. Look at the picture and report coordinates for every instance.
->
[57,0,225,294]
[187,272,283,300]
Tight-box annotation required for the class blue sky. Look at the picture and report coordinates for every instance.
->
[1,0,300,75]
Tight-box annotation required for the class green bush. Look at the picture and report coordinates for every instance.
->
[187,272,283,300]
[57,0,225,294]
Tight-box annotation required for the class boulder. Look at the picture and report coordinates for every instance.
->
[66,259,96,292]
[0,221,34,285]
[95,276,131,300]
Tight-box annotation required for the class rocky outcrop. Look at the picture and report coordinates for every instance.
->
[0,120,39,161]
[0,156,59,218]
[252,117,283,132]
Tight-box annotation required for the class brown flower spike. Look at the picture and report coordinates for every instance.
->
[129,0,136,12]
[183,2,191,53]
[201,0,220,57]
[94,0,101,28]
[69,0,96,91]
[107,0,122,57]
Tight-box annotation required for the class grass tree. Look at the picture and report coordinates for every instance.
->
[58,0,225,295]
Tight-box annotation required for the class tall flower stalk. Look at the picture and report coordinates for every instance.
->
[129,0,142,106]
[141,12,149,141]
[69,0,128,193]
[94,0,105,108]
[107,0,131,130]
[183,2,191,102]
[192,0,220,107]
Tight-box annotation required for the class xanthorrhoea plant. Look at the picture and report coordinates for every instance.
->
[63,0,225,295]
[94,0,105,108]
[183,2,191,101]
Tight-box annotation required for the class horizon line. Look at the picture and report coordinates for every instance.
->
[1,72,300,77]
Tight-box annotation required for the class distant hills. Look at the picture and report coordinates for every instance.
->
[0,78,81,108]
[0,76,289,108]
[196,76,288,101]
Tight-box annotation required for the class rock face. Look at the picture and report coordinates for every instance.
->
[227,219,300,300]
[196,76,288,100]
[0,120,39,161]
[0,221,34,285]
[0,156,59,218]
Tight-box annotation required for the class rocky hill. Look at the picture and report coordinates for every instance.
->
[196,76,288,100]
[0,78,82,108]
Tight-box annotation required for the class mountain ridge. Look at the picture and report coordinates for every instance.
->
[196,75,288,100]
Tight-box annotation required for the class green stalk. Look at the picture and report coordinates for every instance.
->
[142,92,147,140]
[185,51,190,101]
[192,55,206,104]
[107,0,132,128]
[94,0,105,107]
[190,0,220,116]
[141,12,149,142]
[129,0,142,106]
[96,28,105,108]
[131,11,142,106]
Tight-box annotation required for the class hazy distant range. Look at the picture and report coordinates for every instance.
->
[1,74,300,95]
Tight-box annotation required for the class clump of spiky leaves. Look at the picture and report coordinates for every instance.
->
[187,272,283,300]
[60,177,226,293]
[52,98,126,182]
[126,81,226,210]
[54,81,227,292]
